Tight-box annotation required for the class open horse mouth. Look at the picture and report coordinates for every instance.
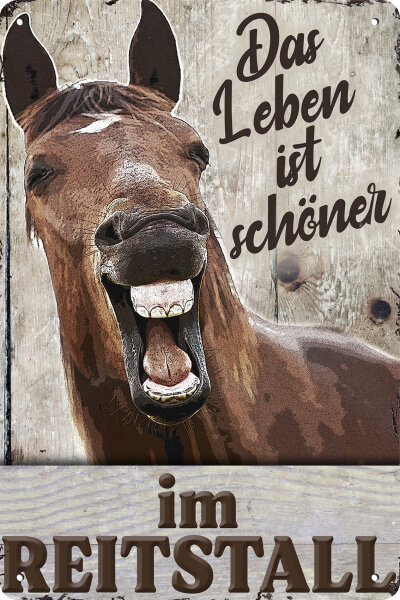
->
[131,279,198,399]
[99,210,211,425]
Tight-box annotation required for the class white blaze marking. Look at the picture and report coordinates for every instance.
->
[72,113,122,134]
[117,160,160,181]
[113,161,161,188]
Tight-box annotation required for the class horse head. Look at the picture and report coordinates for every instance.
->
[3,0,211,426]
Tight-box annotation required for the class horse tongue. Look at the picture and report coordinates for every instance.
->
[143,320,191,386]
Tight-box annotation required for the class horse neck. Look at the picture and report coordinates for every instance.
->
[200,225,262,406]
[201,225,246,329]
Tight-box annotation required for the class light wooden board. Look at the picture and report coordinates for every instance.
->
[1,0,399,463]
[0,466,399,599]
[272,1,400,349]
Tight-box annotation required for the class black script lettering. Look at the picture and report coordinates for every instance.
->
[230,185,391,257]
[276,126,322,187]
[236,13,280,81]
[213,79,251,144]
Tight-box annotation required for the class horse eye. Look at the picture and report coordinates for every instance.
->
[188,145,210,169]
[26,164,54,190]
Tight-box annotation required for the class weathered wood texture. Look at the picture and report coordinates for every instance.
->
[0,466,399,599]
[0,17,7,465]
[0,0,399,463]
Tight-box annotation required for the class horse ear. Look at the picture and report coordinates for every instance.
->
[2,13,57,125]
[129,0,181,104]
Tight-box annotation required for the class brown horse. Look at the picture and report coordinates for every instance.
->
[3,1,399,464]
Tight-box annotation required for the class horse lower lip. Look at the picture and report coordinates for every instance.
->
[143,373,200,403]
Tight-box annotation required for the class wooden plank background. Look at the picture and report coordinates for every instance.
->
[0,0,399,464]
[1,15,7,465]
[0,466,399,599]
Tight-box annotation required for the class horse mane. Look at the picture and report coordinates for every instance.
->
[19,81,175,139]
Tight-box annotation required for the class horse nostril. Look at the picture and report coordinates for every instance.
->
[193,207,210,236]
[95,215,122,247]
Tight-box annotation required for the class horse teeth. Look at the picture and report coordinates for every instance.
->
[130,280,194,319]
[168,304,183,317]
[143,373,199,404]
[136,306,149,318]
[134,302,193,319]
[150,306,167,318]
[184,299,194,313]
